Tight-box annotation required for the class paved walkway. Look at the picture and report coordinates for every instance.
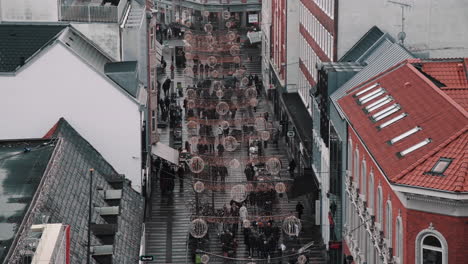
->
[145,38,326,264]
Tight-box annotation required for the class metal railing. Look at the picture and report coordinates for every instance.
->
[183,0,261,5]
[60,0,128,23]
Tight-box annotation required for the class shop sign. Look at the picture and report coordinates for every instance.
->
[248,14,258,23]
[287,130,295,138]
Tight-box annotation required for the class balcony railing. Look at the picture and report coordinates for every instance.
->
[60,0,128,23]
[182,0,261,5]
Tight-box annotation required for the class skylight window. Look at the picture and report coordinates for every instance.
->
[397,138,431,157]
[378,113,407,130]
[372,104,400,121]
[365,96,393,113]
[355,83,379,97]
[358,88,386,104]
[389,127,422,145]
[429,158,453,175]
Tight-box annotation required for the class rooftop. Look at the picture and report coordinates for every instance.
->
[0,24,66,72]
[0,139,56,262]
[339,26,385,63]
[2,119,144,262]
[338,59,468,193]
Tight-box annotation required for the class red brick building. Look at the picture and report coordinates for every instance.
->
[338,58,468,264]
[270,0,287,82]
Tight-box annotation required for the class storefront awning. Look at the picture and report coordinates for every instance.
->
[151,143,179,165]
[247,31,262,44]
[280,93,313,153]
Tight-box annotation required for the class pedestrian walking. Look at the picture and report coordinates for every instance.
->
[217,143,225,156]
[296,201,304,220]
[177,165,185,189]
[288,159,296,178]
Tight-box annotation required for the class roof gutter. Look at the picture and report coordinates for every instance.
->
[392,182,468,201]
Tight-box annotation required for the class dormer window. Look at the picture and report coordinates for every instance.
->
[428,158,453,175]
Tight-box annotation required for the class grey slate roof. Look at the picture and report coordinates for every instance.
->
[0,24,66,72]
[330,41,414,117]
[105,61,139,97]
[0,139,55,263]
[339,26,385,63]
[6,118,144,263]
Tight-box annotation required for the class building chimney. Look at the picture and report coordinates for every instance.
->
[404,81,411,88]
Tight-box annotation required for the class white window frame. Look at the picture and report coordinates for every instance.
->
[377,186,383,224]
[361,160,367,196]
[369,171,374,212]
[386,201,393,247]
[395,216,403,262]
[415,229,448,264]
[354,149,360,186]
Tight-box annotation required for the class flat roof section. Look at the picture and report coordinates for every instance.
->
[0,139,55,263]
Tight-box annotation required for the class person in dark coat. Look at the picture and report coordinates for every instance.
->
[217,143,225,156]
[177,165,185,189]
[288,159,296,178]
[296,201,304,219]
[163,77,171,97]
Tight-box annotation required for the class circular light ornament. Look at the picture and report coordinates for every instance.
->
[224,136,238,152]
[254,117,266,130]
[185,20,192,28]
[184,32,193,41]
[220,120,230,130]
[249,98,258,107]
[297,255,307,264]
[245,87,257,99]
[231,184,247,203]
[189,156,205,173]
[243,220,251,228]
[230,45,240,56]
[201,254,210,264]
[184,44,193,53]
[187,100,196,109]
[229,159,240,169]
[282,216,302,236]
[216,89,224,98]
[223,10,231,19]
[237,68,246,76]
[228,31,237,41]
[204,23,213,33]
[186,89,197,99]
[216,102,230,116]
[225,21,232,28]
[207,56,217,67]
[189,136,199,145]
[266,157,281,175]
[275,182,287,194]
[211,70,219,78]
[260,130,270,141]
[186,59,195,67]
[233,56,241,64]
[213,81,223,91]
[190,218,208,238]
[185,52,194,60]
[206,45,214,52]
[241,77,249,86]
[206,34,215,45]
[203,10,210,17]
[187,120,198,129]
[194,181,205,193]
[183,67,194,77]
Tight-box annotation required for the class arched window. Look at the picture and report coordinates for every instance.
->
[361,160,367,196]
[416,229,448,264]
[369,171,375,211]
[354,149,359,185]
[377,187,383,224]
[395,216,403,261]
[348,140,353,172]
[386,201,393,247]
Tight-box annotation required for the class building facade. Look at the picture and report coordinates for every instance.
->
[339,58,468,264]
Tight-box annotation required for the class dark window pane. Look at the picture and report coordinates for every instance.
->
[423,235,442,247]
[423,248,442,264]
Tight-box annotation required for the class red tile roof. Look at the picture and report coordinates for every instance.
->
[339,59,468,192]
[441,88,468,111]
[421,59,468,88]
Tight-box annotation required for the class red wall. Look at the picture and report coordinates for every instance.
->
[271,0,286,81]
[347,126,468,263]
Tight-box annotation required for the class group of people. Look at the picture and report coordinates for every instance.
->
[153,157,186,195]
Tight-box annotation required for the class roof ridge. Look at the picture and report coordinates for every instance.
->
[440,87,468,90]
[392,125,468,182]
[407,63,468,118]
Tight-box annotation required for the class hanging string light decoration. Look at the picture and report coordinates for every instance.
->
[187,100,196,109]
[187,120,198,129]
[225,21,232,28]
[282,216,302,236]
[213,81,223,91]
[255,117,266,130]
[266,157,282,175]
[233,56,241,64]
[241,77,249,86]
[206,45,214,52]
[231,184,247,203]
[194,181,205,193]
[228,31,237,41]
[185,52,194,60]
[224,136,238,151]
[275,182,287,194]
[243,220,251,228]
[201,254,210,264]
[229,159,240,169]
[184,44,193,53]
[220,120,230,130]
[216,102,230,115]
[185,20,192,28]
[245,87,257,99]
[211,70,219,78]
[203,10,210,17]
[189,136,199,145]
[190,218,208,238]
[297,255,307,264]
[184,32,193,41]
[183,67,194,77]
[230,45,240,56]
[189,156,205,174]
[186,59,195,67]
